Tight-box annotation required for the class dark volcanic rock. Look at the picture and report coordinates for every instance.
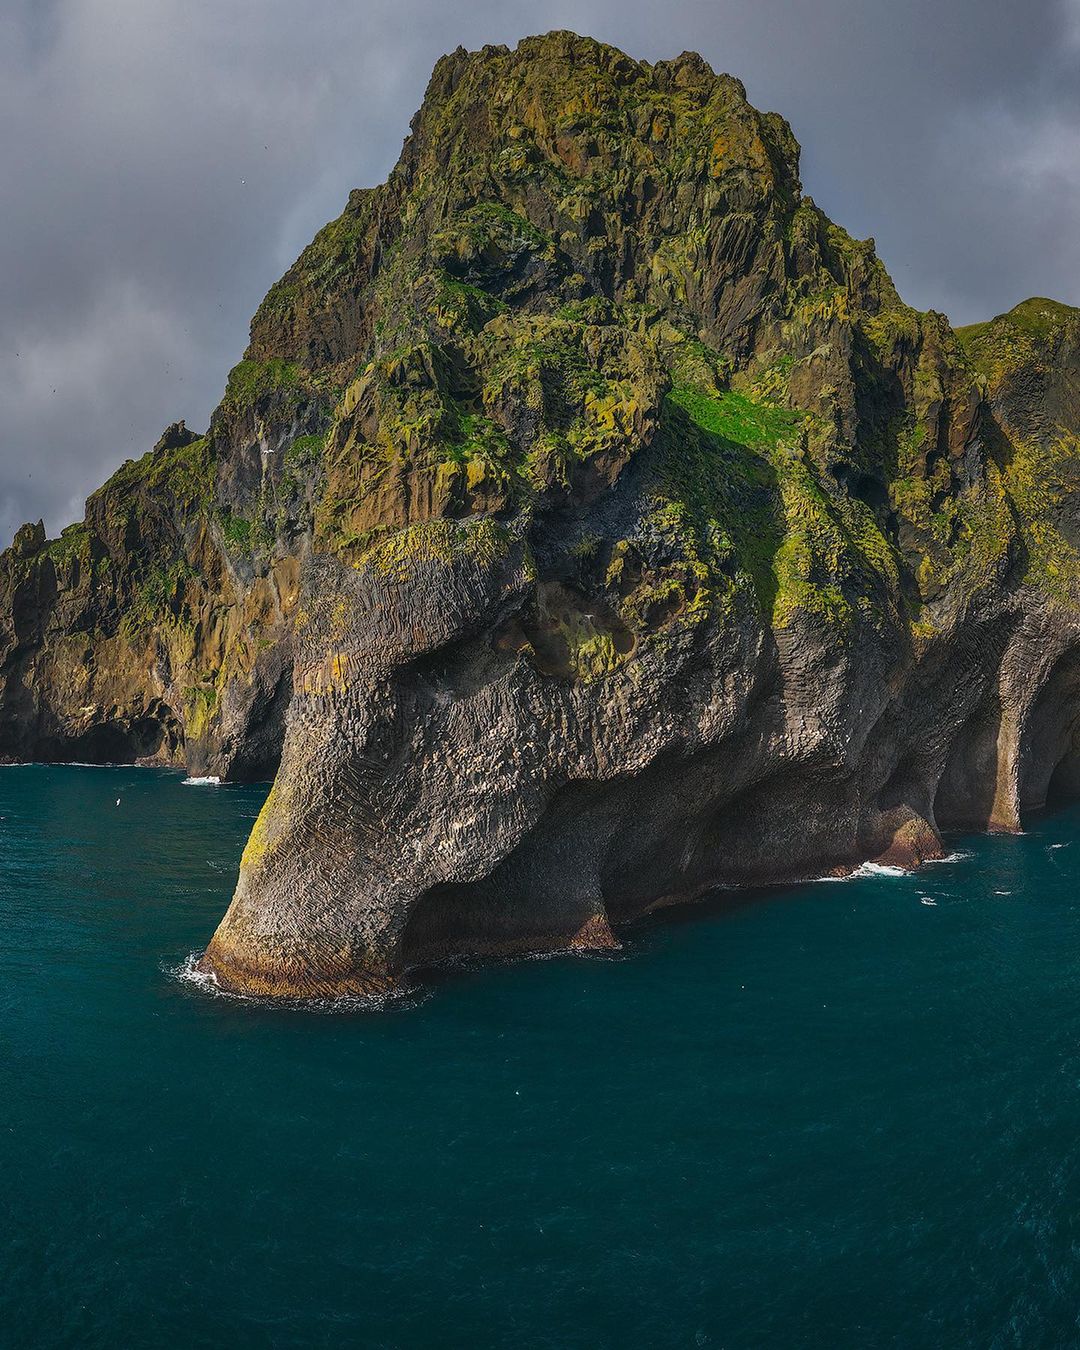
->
[5,33,1080,993]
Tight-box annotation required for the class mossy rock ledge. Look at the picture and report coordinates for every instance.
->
[5,33,1080,995]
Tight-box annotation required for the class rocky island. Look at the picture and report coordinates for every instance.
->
[4,32,1080,997]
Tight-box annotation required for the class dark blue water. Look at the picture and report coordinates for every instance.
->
[4,766,1080,1348]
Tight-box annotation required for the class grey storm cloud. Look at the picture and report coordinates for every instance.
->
[3,0,1080,548]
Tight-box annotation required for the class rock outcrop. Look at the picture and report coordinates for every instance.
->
[5,33,1080,996]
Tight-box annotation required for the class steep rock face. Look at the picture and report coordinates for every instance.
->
[4,33,1080,995]
[0,432,299,777]
[0,366,328,776]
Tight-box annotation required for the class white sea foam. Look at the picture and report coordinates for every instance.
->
[182,775,221,786]
[169,952,426,1014]
[851,861,910,878]
[809,863,908,883]
[818,847,974,886]
[920,897,937,906]
[173,951,221,992]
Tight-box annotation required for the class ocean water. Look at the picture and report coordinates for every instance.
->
[4,766,1080,1349]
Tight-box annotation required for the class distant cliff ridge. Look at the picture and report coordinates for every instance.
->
[4,33,1080,996]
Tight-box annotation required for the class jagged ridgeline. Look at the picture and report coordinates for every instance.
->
[5,33,1080,997]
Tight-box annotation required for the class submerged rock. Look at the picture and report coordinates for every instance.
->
[5,33,1080,993]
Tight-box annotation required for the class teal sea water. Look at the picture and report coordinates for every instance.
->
[4,765,1080,1348]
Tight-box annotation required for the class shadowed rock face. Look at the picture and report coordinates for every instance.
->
[5,33,1080,995]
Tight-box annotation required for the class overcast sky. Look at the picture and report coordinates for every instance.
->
[3,0,1079,546]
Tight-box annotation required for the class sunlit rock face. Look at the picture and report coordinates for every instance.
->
[4,33,1080,995]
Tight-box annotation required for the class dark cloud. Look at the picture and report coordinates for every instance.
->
[3,0,1078,545]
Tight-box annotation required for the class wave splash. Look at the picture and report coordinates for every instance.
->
[812,849,972,884]
[168,952,427,1014]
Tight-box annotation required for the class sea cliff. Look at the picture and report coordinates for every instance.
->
[4,33,1080,995]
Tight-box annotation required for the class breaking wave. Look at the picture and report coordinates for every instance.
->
[851,862,909,878]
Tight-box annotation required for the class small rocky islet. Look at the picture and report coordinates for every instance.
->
[3,31,1080,997]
